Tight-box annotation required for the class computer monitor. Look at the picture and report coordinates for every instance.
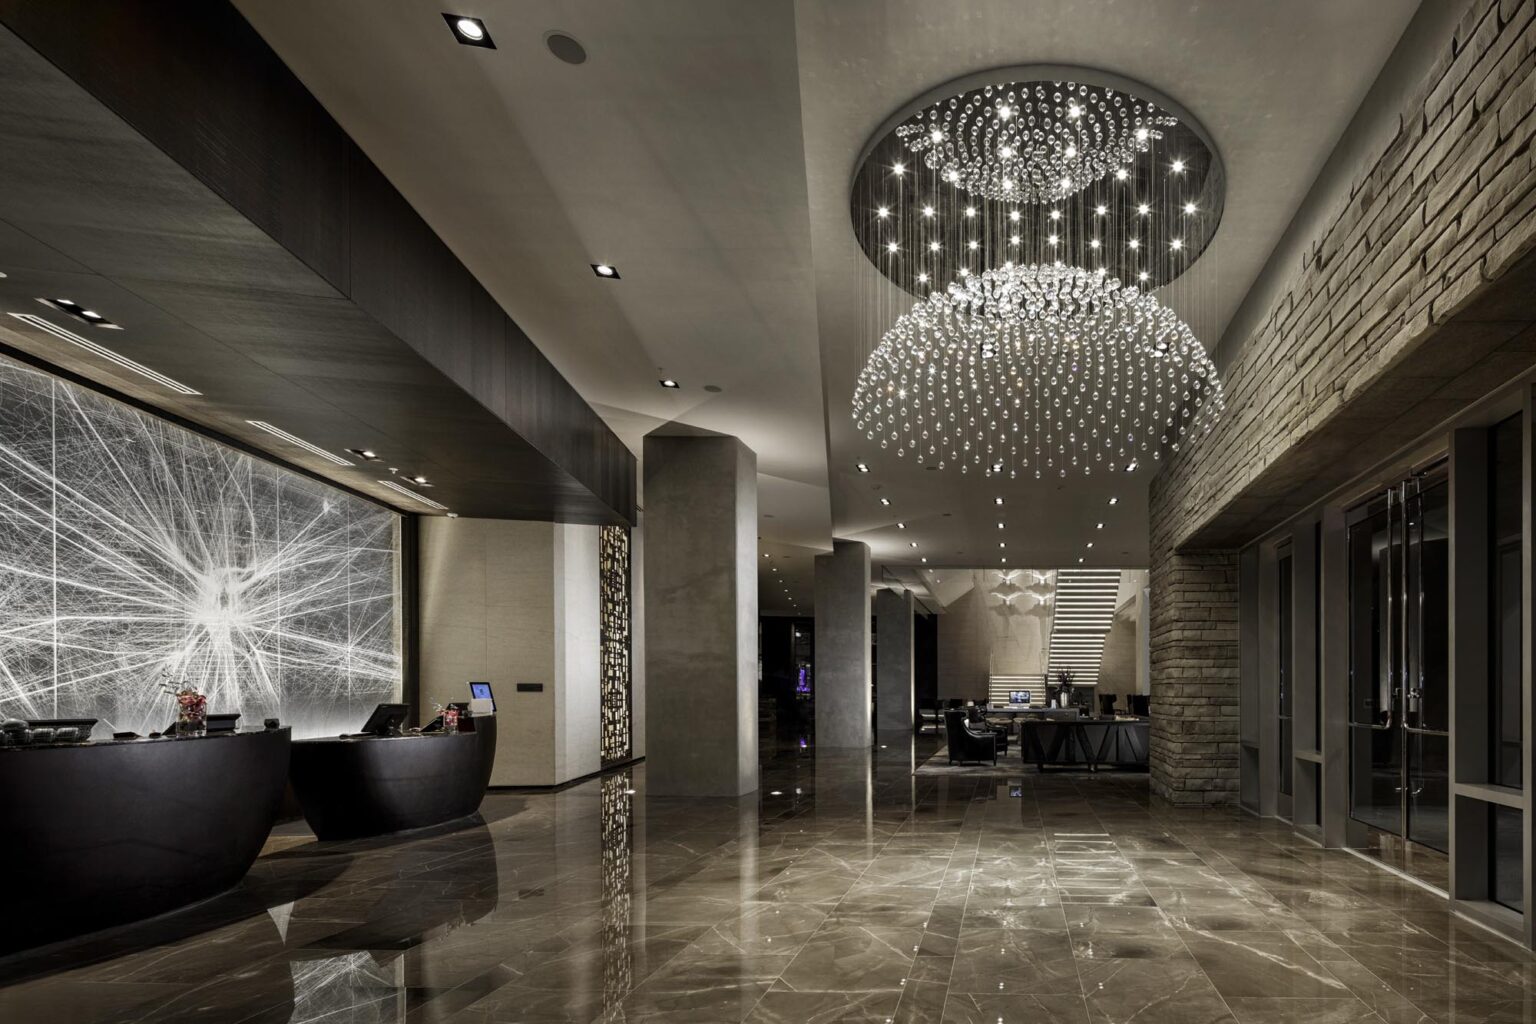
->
[468,681,496,712]
[1009,690,1031,705]
[359,703,409,737]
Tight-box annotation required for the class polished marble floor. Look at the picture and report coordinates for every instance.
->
[4,735,1534,1023]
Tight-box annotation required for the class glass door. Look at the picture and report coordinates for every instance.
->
[1346,466,1449,852]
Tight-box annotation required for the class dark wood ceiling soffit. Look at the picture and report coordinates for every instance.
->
[0,0,635,526]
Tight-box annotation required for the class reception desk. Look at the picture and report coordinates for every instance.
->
[0,727,291,954]
[1019,716,1149,771]
[289,716,497,841]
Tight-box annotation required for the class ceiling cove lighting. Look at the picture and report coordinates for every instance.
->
[443,13,495,48]
[8,313,201,395]
[246,421,354,467]
[378,478,450,511]
[591,263,620,278]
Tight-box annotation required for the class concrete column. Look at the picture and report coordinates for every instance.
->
[875,587,914,733]
[418,518,600,787]
[643,434,758,796]
[815,540,872,749]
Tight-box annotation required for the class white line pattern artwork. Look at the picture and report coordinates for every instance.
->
[0,354,401,737]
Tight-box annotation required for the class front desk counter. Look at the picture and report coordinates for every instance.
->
[289,716,497,841]
[1015,715,1150,771]
[0,727,292,955]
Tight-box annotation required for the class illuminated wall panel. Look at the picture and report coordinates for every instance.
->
[0,354,402,737]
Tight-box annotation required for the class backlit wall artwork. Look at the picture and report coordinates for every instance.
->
[0,353,402,738]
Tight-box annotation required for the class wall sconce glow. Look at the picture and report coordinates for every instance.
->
[377,478,449,511]
[246,421,354,467]
[9,313,201,396]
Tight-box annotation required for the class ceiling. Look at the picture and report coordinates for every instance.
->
[233,0,1421,612]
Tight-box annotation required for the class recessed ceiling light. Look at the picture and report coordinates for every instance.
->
[879,497,891,506]
[42,298,120,329]
[347,448,383,462]
[994,497,1004,506]
[659,378,680,388]
[410,474,430,486]
[1171,158,1185,172]
[1184,202,1197,214]
[876,206,889,218]
[1096,522,1104,529]
[856,461,870,473]
[591,263,620,278]
[1078,557,1085,563]
[909,541,918,549]
[896,522,906,529]
[247,421,354,466]
[997,522,1004,529]
[9,313,200,395]
[544,30,586,64]
[443,13,494,47]
[1108,497,1119,505]
[1086,542,1094,549]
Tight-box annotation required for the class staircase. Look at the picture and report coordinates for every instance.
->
[1044,569,1122,688]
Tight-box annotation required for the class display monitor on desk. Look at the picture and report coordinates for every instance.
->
[359,703,409,737]
[1009,690,1032,705]
[468,681,496,713]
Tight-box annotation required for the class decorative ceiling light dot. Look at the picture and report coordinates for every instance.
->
[1009,234,1021,245]
[852,263,1225,479]
[929,241,941,252]
[897,522,907,529]
[1009,210,1021,222]
[918,272,930,283]
[1049,209,1062,221]
[1115,168,1129,181]
[1128,239,1141,250]
[1171,158,1185,172]
[1086,542,1094,548]
[1095,204,1108,216]
[856,461,870,473]
[1108,496,1119,505]
[879,497,892,505]
[1096,522,1104,529]
[909,541,918,548]
[922,205,935,218]
[1137,203,1150,215]
[892,162,905,175]
[1138,271,1149,281]
[1184,201,1197,214]
[1089,239,1101,249]
[995,497,1004,505]
[965,206,977,218]
[1047,234,1059,245]
[1171,238,1184,250]
[887,241,899,253]
[968,240,979,250]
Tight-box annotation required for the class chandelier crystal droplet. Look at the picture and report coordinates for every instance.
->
[896,81,1178,204]
[851,264,1225,478]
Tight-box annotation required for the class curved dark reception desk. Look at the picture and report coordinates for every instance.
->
[0,728,291,955]
[289,716,497,841]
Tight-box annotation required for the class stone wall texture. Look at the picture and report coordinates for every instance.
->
[1149,0,1536,804]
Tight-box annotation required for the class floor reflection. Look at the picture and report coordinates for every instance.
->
[3,737,1536,1022]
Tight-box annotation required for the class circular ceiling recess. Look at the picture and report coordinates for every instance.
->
[850,68,1225,295]
[545,31,587,65]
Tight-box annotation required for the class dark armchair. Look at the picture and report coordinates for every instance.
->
[966,707,1010,755]
[945,710,997,765]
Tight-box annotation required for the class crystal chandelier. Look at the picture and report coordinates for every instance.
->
[851,263,1224,478]
[896,81,1178,204]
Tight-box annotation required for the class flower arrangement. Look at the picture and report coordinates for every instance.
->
[162,676,208,737]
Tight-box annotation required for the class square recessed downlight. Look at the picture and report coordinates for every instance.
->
[591,263,621,279]
[443,13,494,47]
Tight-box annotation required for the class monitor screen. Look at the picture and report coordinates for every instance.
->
[469,681,495,710]
[360,703,409,737]
[1009,690,1031,705]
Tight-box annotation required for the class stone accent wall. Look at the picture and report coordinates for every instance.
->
[1149,0,1536,803]
[1148,551,1240,804]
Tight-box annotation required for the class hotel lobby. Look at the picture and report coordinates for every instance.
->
[3,0,1536,1021]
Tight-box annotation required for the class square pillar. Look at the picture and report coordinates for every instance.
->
[875,587,914,733]
[642,434,758,796]
[815,540,872,749]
